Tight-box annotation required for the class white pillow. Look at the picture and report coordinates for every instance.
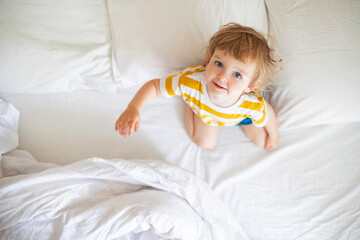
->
[0,0,117,93]
[0,99,20,155]
[266,0,360,128]
[107,0,268,88]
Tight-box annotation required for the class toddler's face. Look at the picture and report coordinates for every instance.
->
[204,49,257,107]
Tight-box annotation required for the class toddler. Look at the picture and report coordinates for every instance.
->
[115,23,280,150]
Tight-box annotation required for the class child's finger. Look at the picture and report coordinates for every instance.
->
[115,119,119,131]
[125,123,133,138]
[134,121,140,133]
[128,121,137,137]
[120,124,127,136]
[265,142,270,150]
[265,142,274,151]
[115,118,123,132]
[117,123,122,134]
[117,122,123,134]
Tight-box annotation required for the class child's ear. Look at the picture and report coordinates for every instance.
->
[244,86,252,93]
[205,53,212,67]
[252,80,262,90]
[245,80,262,93]
[205,58,210,67]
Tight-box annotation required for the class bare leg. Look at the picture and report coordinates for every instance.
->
[185,105,221,149]
[241,104,279,150]
[241,124,267,148]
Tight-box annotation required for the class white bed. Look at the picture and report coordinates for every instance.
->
[1,0,360,239]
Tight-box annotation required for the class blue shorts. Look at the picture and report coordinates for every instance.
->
[236,118,253,126]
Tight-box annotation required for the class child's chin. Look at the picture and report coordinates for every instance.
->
[209,89,227,98]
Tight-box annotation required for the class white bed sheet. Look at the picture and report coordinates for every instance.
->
[0,89,359,239]
[0,153,246,240]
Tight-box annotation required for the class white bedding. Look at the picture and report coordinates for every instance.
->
[0,0,116,93]
[0,151,247,240]
[1,91,359,240]
[0,99,19,156]
[1,0,360,239]
[107,0,268,88]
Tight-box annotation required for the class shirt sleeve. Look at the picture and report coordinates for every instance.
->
[251,93,269,127]
[159,71,182,98]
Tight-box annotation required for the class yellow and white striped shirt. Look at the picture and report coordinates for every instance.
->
[159,65,268,127]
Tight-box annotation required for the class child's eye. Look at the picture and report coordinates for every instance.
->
[215,61,223,68]
[234,72,242,79]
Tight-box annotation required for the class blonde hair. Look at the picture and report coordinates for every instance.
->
[205,23,281,93]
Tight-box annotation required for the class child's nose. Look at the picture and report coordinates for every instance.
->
[218,72,227,82]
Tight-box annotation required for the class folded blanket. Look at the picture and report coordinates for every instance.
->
[0,99,20,158]
[0,150,248,240]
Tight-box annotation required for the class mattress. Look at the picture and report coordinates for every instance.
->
[1,90,359,239]
[1,0,360,239]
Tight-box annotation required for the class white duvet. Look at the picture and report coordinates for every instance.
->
[0,150,248,240]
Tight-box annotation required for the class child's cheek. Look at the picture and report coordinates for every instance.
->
[204,70,211,84]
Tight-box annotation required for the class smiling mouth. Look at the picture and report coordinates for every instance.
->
[213,81,227,90]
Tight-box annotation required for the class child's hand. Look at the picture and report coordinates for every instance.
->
[115,107,140,138]
[265,133,279,151]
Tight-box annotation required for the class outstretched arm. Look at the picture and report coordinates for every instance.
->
[115,79,162,137]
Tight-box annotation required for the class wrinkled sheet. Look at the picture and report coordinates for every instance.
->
[1,90,360,240]
[0,99,19,155]
[0,150,248,240]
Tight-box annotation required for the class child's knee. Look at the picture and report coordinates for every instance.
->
[242,125,267,147]
[192,136,217,150]
[251,135,266,148]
